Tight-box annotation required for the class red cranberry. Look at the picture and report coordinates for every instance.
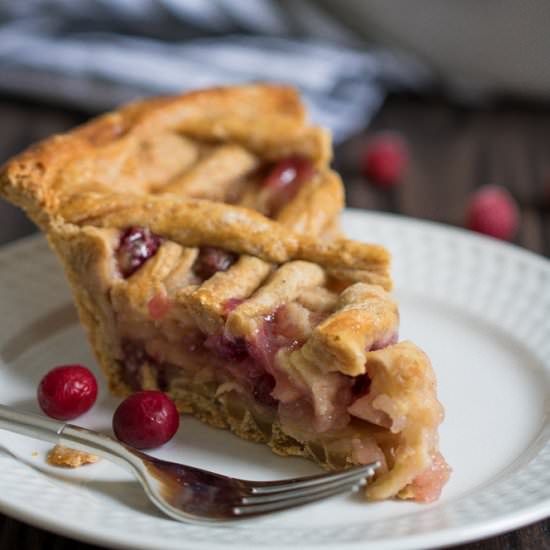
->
[113,391,179,449]
[194,247,237,280]
[204,333,249,362]
[116,226,161,278]
[147,291,173,320]
[361,133,408,187]
[246,310,301,371]
[223,297,244,315]
[122,341,152,389]
[466,185,519,240]
[263,156,315,214]
[37,365,98,420]
[181,329,207,353]
[252,373,278,407]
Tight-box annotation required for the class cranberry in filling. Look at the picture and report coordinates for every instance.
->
[351,373,371,397]
[204,333,248,362]
[204,333,279,407]
[263,156,315,215]
[371,331,399,351]
[121,340,158,390]
[409,452,452,503]
[182,329,207,354]
[223,297,245,315]
[116,226,162,278]
[252,373,277,407]
[122,300,321,411]
[148,291,173,320]
[194,247,237,280]
[247,306,303,371]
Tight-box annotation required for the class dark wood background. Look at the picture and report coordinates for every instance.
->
[0,92,549,549]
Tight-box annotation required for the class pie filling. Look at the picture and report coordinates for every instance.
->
[102,225,450,503]
[258,156,317,216]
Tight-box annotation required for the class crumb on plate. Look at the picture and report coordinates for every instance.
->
[47,445,99,468]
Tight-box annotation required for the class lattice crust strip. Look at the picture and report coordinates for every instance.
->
[54,192,391,290]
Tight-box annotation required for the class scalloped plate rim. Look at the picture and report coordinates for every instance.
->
[0,209,548,550]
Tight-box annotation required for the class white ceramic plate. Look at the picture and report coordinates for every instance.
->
[0,209,549,550]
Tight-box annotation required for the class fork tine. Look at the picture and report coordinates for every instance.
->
[246,462,379,495]
[240,464,378,504]
[232,477,369,516]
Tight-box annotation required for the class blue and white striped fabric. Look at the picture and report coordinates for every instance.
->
[0,0,429,142]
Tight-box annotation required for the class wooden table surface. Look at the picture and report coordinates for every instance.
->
[0,93,549,549]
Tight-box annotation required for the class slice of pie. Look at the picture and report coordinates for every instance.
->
[0,84,450,502]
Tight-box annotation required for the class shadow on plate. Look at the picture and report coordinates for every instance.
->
[0,441,159,517]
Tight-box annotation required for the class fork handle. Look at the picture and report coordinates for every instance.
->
[0,404,142,472]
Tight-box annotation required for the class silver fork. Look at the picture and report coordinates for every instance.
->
[0,404,378,523]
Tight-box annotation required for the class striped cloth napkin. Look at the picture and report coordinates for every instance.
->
[0,0,429,142]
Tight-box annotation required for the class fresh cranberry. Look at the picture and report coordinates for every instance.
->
[361,133,408,188]
[37,365,98,420]
[113,391,179,449]
[466,185,519,240]
[116,226,161,278]
[351,374,371,397]
[194,247,237,280]
[263,156,315,214]
[252,373,278,407]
